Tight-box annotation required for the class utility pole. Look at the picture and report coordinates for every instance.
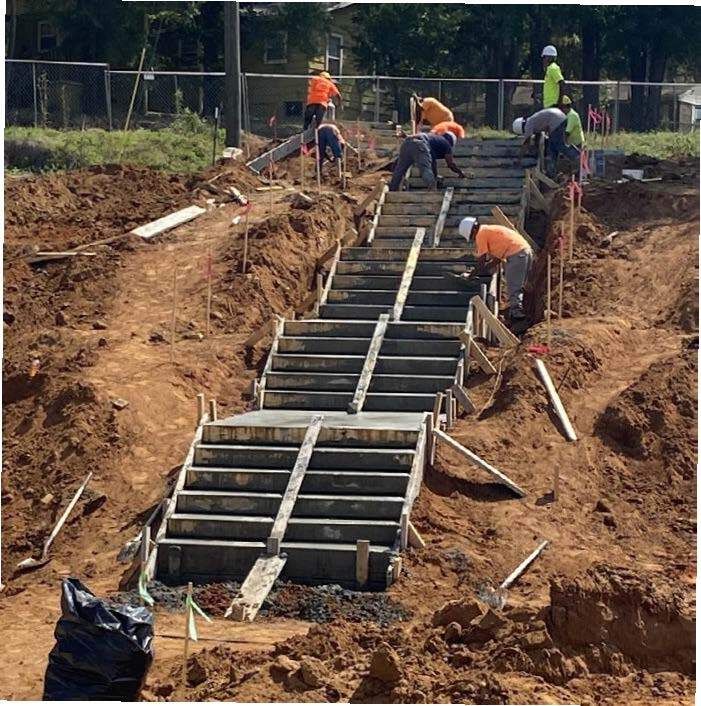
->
[224,1,241,148]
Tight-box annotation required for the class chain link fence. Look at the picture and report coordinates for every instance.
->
[6,60,699,135]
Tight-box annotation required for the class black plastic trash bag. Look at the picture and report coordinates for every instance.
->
[43,578,154,701]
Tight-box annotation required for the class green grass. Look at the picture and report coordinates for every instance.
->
[605,130,699,160]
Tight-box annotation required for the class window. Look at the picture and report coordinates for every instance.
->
[326,33,343,76]
[37,21,57,53]
[264,32,287,65]
[285,101,303,117]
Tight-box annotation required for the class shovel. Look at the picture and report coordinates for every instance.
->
[16,471,93,572]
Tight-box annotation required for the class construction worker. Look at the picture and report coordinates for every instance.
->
[431,120,466,140]
[512,107,572,178]
[413,93,454,128]
[389,132,465,192]
[317,122,345,169]
[541,45,565,108]
[304,71,342,130]
[457,217,533,320]
[560,96,584,148]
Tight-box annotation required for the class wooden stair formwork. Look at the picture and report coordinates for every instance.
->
[152,138,532,599]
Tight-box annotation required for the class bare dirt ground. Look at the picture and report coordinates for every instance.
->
[1,150,696,704]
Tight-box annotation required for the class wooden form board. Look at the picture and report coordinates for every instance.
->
[353,180,387,217]
[392,228,425,321]
[398,419,429,549]
[451,383,476,414]
[366,184,389,245]
[432,187,454,247]
[257,317,286,409]
[246,128,314,173]
[534,358,578,442]
[348,314,389,414]
[491,206,539,253]
[433,428,526,498]
[470,296,519,347]
[130,205,206,240]
[225,554,287,622]
[459,330,497,375]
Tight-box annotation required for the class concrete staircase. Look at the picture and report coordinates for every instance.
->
[154,138,531,592]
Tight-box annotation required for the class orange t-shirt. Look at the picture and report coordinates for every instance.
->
[431,121,466,139]
[475,225,531,260]
[420,97,453,126]
[307,76,340,105]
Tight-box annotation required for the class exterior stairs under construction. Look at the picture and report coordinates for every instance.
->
[150,138,535,602]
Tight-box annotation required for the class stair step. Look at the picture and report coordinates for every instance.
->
[275,335,461,357]
[341,247,473,262]
[320,303,468,322]
[283,319,463,339]
[336,260,473,275]
[156,537,393,588]
[176,490,405,519]
[169,513,400,544]
[265,390,436,412]
[328,290,469,307]
[331,274,487,291]
[271,353,458,375]
[407,177,524,189]
[266,371,453,394]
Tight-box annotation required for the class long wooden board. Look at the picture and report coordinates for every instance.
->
[432,187,454,247]
[470,296,520,347]
[246,128,314,173]
[225,555,287,622]
[130,205,206,240]
[459,330,497,375]
[491,206,539,253]
[534,358,578,442]
[393,228,425,321]
[348,315,389,414]
[433,428,526,497]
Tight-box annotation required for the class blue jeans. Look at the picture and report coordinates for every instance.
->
[389,136,436,191]
[318,128,342,167]
[546,122,580,177]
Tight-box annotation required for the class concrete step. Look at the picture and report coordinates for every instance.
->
[407,176,524,189]
[336,260,472,275]
[264,390,436,412]
[411,166,527,178]
[342,247,472,262]
[169,513,400,544]
[272,353,458,376]
[320,303,468,322]
[277,335,461,357]
[382,195,521,214]
[371,238,472,249]
[451,156,537,168]
[194,443,415,470]
[177,489,405,519]
[331,274,485,291]
[283,319,464,340]
[328,289,469,307]
[185,467,411,494]
[266,371,453,394]
[156,537,393,588]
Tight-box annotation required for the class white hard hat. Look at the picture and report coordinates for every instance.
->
[541,45,557,58]
[512,117,526,135]
[443,131,457,148]
[459,217,477,240]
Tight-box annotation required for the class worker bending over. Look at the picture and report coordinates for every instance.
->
[389,132,465,191]
[458,217,532,320]
[412,94,454,128]
[560,96,583,149]
[304,71,342,129]
[317,122,345,169]
[512,107,576,178]
[541,45,565,108]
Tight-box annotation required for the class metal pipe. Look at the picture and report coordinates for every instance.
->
[374,74,380,122]
[32,61,38,127]
[497,79,504,131]
[104,68,112,131]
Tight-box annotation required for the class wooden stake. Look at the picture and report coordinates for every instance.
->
[170,261,178,363]
[356,118,362,171]
[558,228,564,320]
[445,388,454,429]
[205,244,212,336]
[196,393,205,426]
[356,539,369,586]
[209,398,218,421]
[269,153,274,216]
[569,179,575,260]
[300,139,305,190]
[242,208,250,274]
[314,127,322,195]
[182,581,193,693]
[341,141,347,191]
[546,253,552,349]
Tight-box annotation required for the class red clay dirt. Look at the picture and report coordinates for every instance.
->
[1,154,697,705]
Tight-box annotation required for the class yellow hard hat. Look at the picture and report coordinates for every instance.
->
[561,95,572,105]
[320,71,331,79]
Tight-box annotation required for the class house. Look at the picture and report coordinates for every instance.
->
[6,0,60,60]
[677,86,701,130]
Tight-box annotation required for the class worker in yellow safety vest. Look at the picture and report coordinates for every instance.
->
[541,45,565,108]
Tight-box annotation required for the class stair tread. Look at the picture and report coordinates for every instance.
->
[158,537,393,551]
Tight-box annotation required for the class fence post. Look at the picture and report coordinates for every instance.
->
[374,74,380,123]
[613,81,620,134]
[497,79,504,132]
[32,61,38,127]
[104,68,113,131]
[437,79,442,103]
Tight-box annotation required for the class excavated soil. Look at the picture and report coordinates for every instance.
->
[1,154,697,704]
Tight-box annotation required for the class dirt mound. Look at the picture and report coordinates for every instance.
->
[596,351,696,473]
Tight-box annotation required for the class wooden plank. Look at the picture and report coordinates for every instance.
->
[268,415,324,543]
[392,228,426,321]
[320,242,341,307]
[367,184,389,245]
[408,521,426,549]
[257,316,286,409]
[353,180,386,217]
[432,187,454,247]
[527,173,549,212]
[490,206,539,253]
[451,383,476,414]
[348,314,389,414]
[243,317,274,348]
[433,428,526,498]
[470,295,519,348]
[356,540,370,586]
[459,330,496,375]
[534,358,578,442]
[130,205,206,240]
[500,540,548,589]
[532,168,558,190]
[225,554,287,622]
[246,128,314,173]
